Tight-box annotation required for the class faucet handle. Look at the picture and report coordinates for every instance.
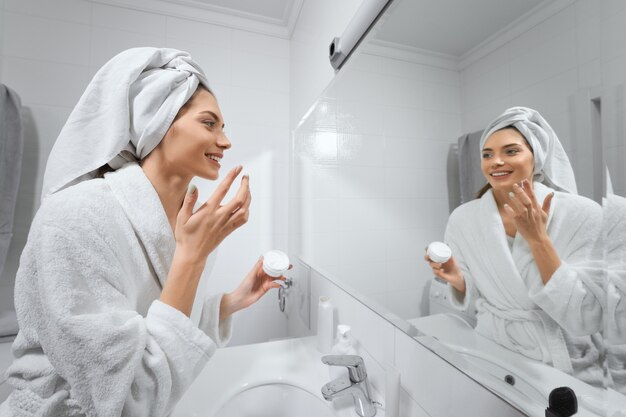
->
[322,355,368,382]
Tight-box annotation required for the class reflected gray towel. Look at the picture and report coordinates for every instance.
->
[0,84,23,281]
[457,129,484,203]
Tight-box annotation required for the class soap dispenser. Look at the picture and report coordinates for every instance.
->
[329,324,357,380]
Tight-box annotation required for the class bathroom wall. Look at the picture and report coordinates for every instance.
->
[461,0,626,197]
[0,0,290,346]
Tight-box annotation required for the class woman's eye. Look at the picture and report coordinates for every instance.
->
[482,153,492,159]
[506,149,520,155]
[203,120,216,128]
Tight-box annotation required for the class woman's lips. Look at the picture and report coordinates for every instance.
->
[490,171,512,180]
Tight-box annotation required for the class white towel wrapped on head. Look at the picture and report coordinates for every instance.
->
[42,47,210,200]
[480,106,577,194]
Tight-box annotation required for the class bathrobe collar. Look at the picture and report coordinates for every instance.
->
[478,182,556,308]
[104,162,174,288]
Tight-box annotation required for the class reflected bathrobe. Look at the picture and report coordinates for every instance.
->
[445,182,607,386]
[1,163,232,417]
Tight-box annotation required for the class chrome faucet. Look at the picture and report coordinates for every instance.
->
[321,355,377,417]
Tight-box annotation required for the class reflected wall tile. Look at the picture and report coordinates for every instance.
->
[340,166,385,199]
[338,229,386,266]
[462,64,510,110]
[578,58,602,89]
[383,166,421,199]
[311,199,341,234]
[339,198,387,232]
[511,69,578,115]
[338,261,387,294]
[311,165,342,199]
[510,31,577,92]
[338,133,385,166]
[576,17,601,65]
[421,111,462,142]
[421,82,461,114]
[3,12,90,65]
[382,106,423,138]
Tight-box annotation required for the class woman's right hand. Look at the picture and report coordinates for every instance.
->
[175,165,251,263]
[424,251,466,294]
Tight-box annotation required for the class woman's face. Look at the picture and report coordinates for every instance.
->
[158,88,231,180]
[481,128,534,191]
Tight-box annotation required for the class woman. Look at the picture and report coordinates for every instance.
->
[426,107,607,386]
[1,48,284,416]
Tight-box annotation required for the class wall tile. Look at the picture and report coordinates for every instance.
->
[4,0,91,24]
[166,16,232,47]
[3,12,90,65]
[89,26,166,68]
[92,3,166,36]
[2,56,90,107]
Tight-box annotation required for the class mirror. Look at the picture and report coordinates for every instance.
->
[290,0,626,413]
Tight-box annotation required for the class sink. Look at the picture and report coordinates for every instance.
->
[171,337,384,417]
[213,382,336,417]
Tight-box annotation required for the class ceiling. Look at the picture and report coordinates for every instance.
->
[373,0,547,58]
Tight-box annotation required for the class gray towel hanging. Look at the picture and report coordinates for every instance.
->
[0,84,24,280]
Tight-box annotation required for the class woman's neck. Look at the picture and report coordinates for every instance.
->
[140,158,190,232]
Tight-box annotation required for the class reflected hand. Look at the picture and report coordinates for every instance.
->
[503,179,553,245]
[424,250,465,294]
[219,258,292,320]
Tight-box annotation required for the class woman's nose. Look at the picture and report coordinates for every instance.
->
[218,131,231,149]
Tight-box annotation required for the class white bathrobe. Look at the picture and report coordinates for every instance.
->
[2,163,232,417]
[605,193,626,393]
[445,182,606,386]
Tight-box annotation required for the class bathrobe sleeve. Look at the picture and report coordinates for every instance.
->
[24,221,216,417]
[444,210,480,311]
[513,196,605,336]
[199,294,232,347]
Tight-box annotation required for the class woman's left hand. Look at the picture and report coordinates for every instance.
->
[219,258,292,320]
[504,179,554,245]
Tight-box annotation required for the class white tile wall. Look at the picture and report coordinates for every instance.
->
[0,0,290,346]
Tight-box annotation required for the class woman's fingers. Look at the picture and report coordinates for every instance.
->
[542,192,555,215]
[221,174,250,216]
[206,165,243,209]
[513,182,534,209]
[177,183,198,224]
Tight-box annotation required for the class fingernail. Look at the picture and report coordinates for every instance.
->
[504,203,510,209]
[187,183,196,195]
[236,165,243,174]
[508,191,515,198]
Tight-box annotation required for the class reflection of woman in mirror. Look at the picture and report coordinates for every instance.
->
[425,107,607,387]
[1,48,284,416]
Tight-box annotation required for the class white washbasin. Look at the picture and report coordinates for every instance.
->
[213,382,336,417]
[171,337,384,417]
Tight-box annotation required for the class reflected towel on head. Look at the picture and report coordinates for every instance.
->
[41,47,210,199]
[479,106,577,194]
